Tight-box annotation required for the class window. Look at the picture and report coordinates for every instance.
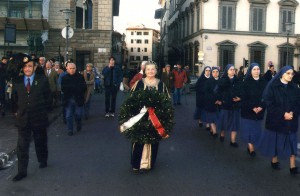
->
[278,44,294,67]
[130,56,134,61]
[144,48,147,52]
[136,56,141,61]
[131,47,133,52]
[145,39,149,44]
[250,6,266,32]
[143,32,149,35]
[137,48,140,52]
[137,32,142,35]
[217,40,237,71]
[137,39,142,44]
[131,39,134,43]
[219,2,236,31]
[131,32,134,35]
[280,9,295,33]
[248,41,267,73]
[143,56,148,60]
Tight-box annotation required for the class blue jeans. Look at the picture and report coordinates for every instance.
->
[173,88,182,104]
[66,98,83,132]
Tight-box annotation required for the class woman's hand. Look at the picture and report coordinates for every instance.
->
[233,97,241,102]
[284,112,293,120]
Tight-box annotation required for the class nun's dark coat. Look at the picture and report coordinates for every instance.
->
[241,77,267,120]
[264,79,300,134]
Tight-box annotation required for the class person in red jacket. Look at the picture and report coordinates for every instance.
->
[129,61,147,88]
[172,63,187,105]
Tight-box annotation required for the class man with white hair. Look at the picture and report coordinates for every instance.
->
[129,61,147,88]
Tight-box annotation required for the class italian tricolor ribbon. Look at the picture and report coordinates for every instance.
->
[120,106,169,138]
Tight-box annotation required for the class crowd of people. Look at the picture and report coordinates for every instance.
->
[2,52,300,180]
[193,62,300,176]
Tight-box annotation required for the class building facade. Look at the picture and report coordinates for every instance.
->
[160,0,300,75]
[0,0,120,71]
[125,24,160,68]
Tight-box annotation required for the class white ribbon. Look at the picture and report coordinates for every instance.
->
[120,106,147,133]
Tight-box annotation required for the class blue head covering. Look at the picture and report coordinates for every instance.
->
[222,64,234,78]
[201,66,211,78]
[245,63,260,79]
[262,65,293,99]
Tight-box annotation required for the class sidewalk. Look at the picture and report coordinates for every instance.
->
[0,106,61,168]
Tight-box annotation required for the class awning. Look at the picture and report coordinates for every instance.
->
[0,17,50,31]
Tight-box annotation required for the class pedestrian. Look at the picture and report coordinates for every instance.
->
[120,61,172,172]
[36,56,46,75]
[161,64,174,93]
[11,54,51,181]
[263,62,275,81]
[122,64,130,92]
[217,64,242,147]
[237,66,245,81]
[203,66,221,137]
[183,65,191,94]
[258,65,300,174]
[129,61,147,88]
[83,63,95,119]
[0,56,8,117]
[102,56,123,117]
[240,63,267,157]
[172,63,187,105]
[57,62,69,124]
[45,60,58,110]
[194,66,211,129]
[61,63,87,136]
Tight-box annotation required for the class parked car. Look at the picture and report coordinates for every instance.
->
[189,75,199,90]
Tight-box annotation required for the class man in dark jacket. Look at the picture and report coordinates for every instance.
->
[102,56,123,117]
[11,54,51,181]
[0,56,8,116]
[61,63,87,136]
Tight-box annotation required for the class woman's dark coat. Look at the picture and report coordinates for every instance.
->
[241,77,267,120]
[217,76,242,110]
[264,79,300,134]
[204,77,220,112]
[195,76,210,108]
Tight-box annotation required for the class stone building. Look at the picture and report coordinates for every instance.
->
[159,0,300,75]
[0,0,120,71]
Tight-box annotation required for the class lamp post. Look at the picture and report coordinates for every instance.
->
[285,22,293,66]
[60,9,74,62]
[83,0,86,29]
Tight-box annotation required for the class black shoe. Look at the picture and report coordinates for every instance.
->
[290,167,299,175]
[271,162,280,170]
[39,162,47,168]
[12,173,27,182]
[68,131,73,136]
[205,127,210,131]
[230,141,239,148]
[198,122,203,127]
[212,133,218,139]
[247,148,256,158]
[220,136,225,142]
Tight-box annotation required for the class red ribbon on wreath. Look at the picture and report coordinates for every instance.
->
[148,107,169,138]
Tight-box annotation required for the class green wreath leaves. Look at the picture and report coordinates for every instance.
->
[119,89,174,144]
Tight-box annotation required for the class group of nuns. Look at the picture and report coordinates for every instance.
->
[194,63,300,175]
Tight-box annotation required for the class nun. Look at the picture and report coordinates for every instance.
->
[217,64,242,147]
[203,66,221,137]
[258,65,300,175]
[194,66,211,130]
[240,63,267,157]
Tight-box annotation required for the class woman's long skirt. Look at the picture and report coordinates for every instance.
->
[218,109,240,132]
[257,129,297,159]
[240,118,263,146]
[131,142,159,170]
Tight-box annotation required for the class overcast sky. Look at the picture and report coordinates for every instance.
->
[113,0,161,33]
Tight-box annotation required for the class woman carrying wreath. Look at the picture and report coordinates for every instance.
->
[119,62,173,172]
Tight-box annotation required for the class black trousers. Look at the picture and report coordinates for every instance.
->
[104,85,118,113]
[131,142,159,170]
[17,126,48,174]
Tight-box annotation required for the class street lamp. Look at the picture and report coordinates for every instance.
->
[60,9,74,62]
[285,22,294,66]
